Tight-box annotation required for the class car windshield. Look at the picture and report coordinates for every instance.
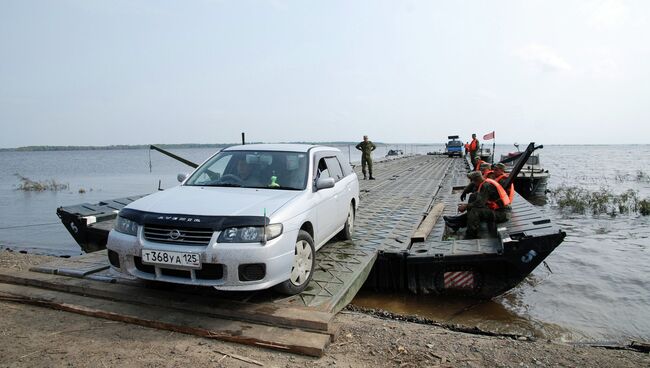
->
[184,150,309,190]
[448,140,462,147]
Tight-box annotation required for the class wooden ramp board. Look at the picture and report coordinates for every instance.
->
[0,269,333,333]
[411,203,445,243]
[0,282,330,357]
[30,251,110,277]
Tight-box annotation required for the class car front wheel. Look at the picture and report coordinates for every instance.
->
[274,230,315,295]
[338,203,355,240]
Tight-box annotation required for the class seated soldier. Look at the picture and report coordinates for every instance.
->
[460,162,493,202]
[492,162,515,203]
[444,171,512,239]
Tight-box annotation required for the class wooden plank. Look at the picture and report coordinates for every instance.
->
[0,269,333,332]
[0,283,330,357]
[411,203,445,242]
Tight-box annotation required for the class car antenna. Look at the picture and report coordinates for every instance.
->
[262,207,267,244]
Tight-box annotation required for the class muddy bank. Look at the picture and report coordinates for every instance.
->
[1,251,648,368]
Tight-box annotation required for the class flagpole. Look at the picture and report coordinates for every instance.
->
[492,136,497,164]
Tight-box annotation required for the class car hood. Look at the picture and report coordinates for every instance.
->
[126,186,301,217]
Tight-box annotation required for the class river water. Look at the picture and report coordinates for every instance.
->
[1,144,648,344]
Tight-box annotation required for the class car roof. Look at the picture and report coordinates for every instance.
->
[223,143,339,153]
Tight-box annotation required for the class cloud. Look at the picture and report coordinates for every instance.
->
[590,57,621,80]
[515,44,572,72]
[588,0,629,29]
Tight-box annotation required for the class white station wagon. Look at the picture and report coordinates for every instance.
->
[106,144,359,295]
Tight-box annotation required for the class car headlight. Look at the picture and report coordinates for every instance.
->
[217,224,283,244]
[114,215,139,236]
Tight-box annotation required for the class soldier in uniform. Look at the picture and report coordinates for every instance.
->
[492,162,515,202]
[444,171,511,239]
[355,135,377,180]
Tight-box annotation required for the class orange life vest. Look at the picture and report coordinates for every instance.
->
[495,173,515,203]
[464,143,470,151]
[469,139,478,151]
[478,178,511,210]
[474,159,484,171]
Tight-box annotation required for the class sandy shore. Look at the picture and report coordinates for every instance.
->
[1,251,648,368]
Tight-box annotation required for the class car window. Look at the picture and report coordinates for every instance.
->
[317,158,331,180]
[185,150,307,189]
[325,157,344,181]
[188,154,233,185]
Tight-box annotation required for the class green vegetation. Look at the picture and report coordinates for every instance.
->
[551,185,649,216]
[15,174,68,192]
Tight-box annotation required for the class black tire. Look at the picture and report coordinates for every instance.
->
[337,203,355,240]
[273,230,315,295]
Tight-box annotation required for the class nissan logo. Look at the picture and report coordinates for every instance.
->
[169,229,182,240]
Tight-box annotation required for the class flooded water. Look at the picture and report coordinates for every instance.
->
[1,144,649,344]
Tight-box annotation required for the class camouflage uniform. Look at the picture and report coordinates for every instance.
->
[464,180,511,239]
[355,140,376,179]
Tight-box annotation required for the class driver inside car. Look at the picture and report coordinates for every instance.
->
[235,158,264,187]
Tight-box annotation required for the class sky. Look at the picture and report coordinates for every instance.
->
[0,0,648,147]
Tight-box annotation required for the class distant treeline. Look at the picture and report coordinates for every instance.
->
[0,142,373,152]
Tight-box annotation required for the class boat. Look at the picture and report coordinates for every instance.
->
[56,195,148,253]
[500,144,550,199]
[365,142,564,298]
[386,149,404,157]
[477,144,493,163]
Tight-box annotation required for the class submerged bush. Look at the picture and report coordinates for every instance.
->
[15,174,68,191]
[640,200,650,216]
[554,186,590,214]
[551,185,649,216]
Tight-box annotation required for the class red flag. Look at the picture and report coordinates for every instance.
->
[483,131,495,140]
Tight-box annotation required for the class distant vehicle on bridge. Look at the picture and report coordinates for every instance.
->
[445,135,463,157]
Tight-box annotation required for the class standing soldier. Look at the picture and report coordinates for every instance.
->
[356,135,376,180]
[468,134,480,167]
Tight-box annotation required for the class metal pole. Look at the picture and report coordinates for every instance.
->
[492,139,495,163]
[149,145,198,168]
[348,145,351,165]
[241,132,245,145]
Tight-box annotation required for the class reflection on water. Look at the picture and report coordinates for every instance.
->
[352,290,579,341]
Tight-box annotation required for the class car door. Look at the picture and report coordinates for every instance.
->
[324,156,348,227]
[313,156,340,246]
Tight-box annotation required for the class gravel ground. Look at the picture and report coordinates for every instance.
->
[1,251,648,368]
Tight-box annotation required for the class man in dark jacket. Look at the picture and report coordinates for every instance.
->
[355,135,377,180]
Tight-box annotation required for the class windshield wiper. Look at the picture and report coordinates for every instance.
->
[204,183,242,187]
[263,185,301,190]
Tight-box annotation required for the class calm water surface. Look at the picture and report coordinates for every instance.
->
[1,144,648,343]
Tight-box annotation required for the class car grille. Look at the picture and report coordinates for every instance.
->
[134,256,223,280]
[143,225,213,246]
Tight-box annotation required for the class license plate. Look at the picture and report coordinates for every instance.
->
[141,250,201,268]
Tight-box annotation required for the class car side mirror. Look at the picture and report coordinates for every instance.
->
[315,177,335,190]
[177,173,188,183]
